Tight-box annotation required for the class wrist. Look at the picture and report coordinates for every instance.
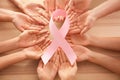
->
[19,50,28,60]
[88,10,98,21]
[87,51,96,63]
[0,9,16,22]
[13,36,22,48]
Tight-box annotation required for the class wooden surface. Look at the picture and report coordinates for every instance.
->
[0,0,120,80]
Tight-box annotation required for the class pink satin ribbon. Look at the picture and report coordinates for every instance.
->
[41,9,77,65]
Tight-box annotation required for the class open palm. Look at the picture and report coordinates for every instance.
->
[12,12,43,32]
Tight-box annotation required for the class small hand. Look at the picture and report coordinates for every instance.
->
[23,39,51,60]
[66,0,91,12]
[58,48,77,80]
[56,0,69,9]
[37,52,59,80]
[17,30,49,48]
[71,44,91,62]
[66,34,91,46]
[22,45,42,60]
[24,3,50,25]
[69,11,96,35]
[12,12,44,32]
[44,0,56,15]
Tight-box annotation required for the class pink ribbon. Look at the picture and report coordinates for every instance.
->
[41,9,77,65]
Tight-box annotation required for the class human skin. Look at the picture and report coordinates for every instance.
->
[37,52,59,80]
[0,30,48,53]
[10,0,49,25]
[58,48,77,80]
[67,33,120,51]
[71,44,120,75]
[69,0,120,35]
[0,36,51,70]
[0,8,44,31]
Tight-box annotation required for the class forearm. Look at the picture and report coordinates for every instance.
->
[89,36,120,51]
[89,51,120,75]
[0,9,16,21]
[90,0,120,20]
[0,51,26,70]
[0,37,19,53]
[10,0,25,10]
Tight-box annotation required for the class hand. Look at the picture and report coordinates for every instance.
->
[12,12,44,32]
[56,0,69,9]
[44,0,56,15]
[23,3,49,25]
[37,52,59,80]
[22,45,42,60]
[17,30,49,48]
[66,34,91,46]
[58,48,77,80]
[66,0,91,12]
[71,44,91,62]
[69,10,97,35]
[22,39,51,60]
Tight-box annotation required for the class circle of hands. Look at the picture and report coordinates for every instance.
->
[11,0,94,80]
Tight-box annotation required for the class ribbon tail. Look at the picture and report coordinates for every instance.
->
[60,40,77,65]
[41,40,58,65]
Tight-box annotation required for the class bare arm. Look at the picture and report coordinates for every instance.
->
[0,51,26,70]
[0,8,15,21]
[89,37,120,51]
[90,0,120,20]
[10,0,49,25]
[89,51,120,75]
[69,34,120,51]
[72,45,120,75]
[0,37,19,53]
[0,30,47,53]
[10,0,24,10]
[69,0,120,35]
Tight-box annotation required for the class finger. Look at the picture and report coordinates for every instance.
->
[69,28,80,34]
[80,26,90,36]
[66,39,73,44]
[35,37,46,45]
[37,3,46,10]
[38,10,50,21]
[38,60,43,68]
[69,12,76,21]
[49,0,56,12]
[65,36,71,40]
[16,26,24,32]
[58,48,62,64]
[27,26,42,31]
[60,48,66,62]
[39,29,48,34]
[68,11,74,18]
[65,4,69,11]
[37,11,49,24]
[44,0,49,11]
[32,16,46,25]
[26,30,39,35]
[40,39,51,50]
[66,6,72,15]
[42,40,51,50]
[51,51,58,62]
[70,25,78,30]
[38,16,48,25]
[54,54,59,67]
[39,39,48,48]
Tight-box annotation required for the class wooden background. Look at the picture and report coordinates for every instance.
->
[0,0,120,80]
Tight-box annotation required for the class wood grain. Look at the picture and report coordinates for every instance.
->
[0,0,120,80]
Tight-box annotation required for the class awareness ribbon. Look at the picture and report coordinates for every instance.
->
[41,9,77,65]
